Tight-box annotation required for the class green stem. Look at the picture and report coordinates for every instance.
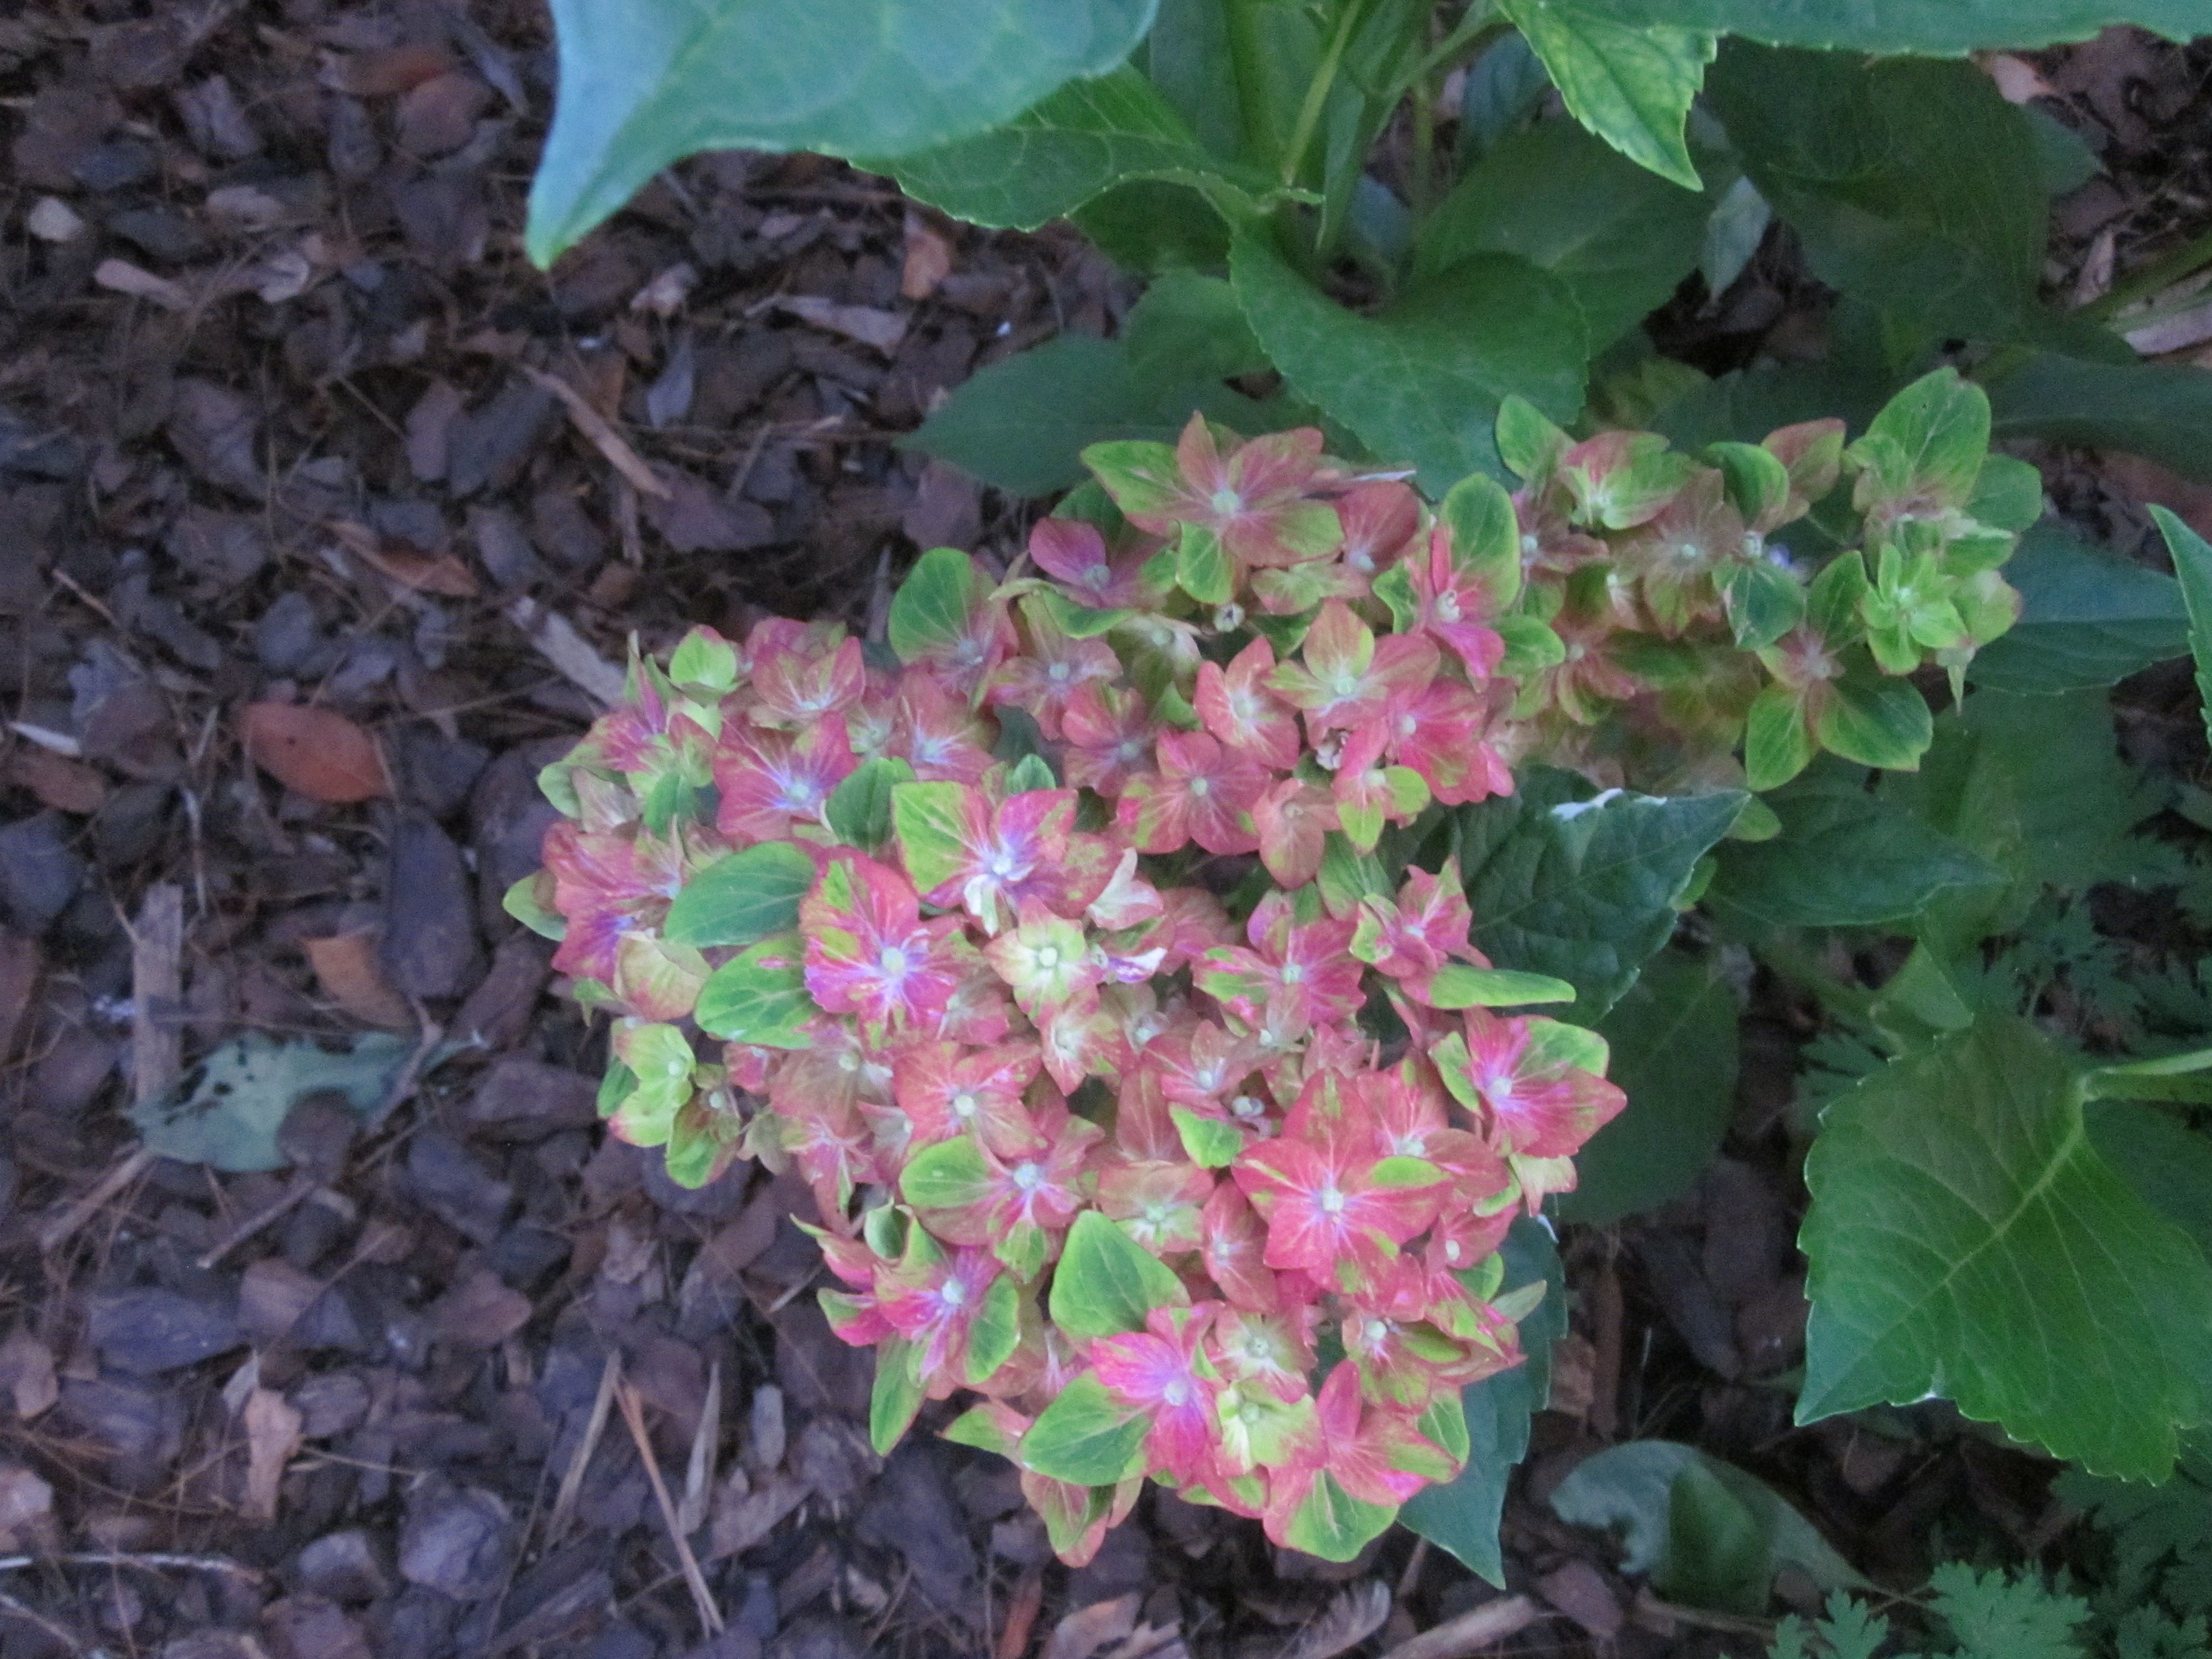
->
[1281,0,1370,187]
[2087,223,2212,322]
[1408,66,1436,220]
[1399,7,1505,100]
[1224,0,1282,166]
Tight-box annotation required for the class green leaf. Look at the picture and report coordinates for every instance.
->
[1708,766,2006,929]
[1519,0,2209,53]
[1880,688,2157,949]
[1700,175,1771,296]
[1171,1107,1245,1169]
[502,872,567,941]
[825,757,914,852]
[900,1136,996,1213]
[1416,121,1711,351]
[692,935,816,1047]
[1230,230,1588,495]
[1121,271,1271,388]
[1451,768,1745,1018]
[1400,1219,1564,1587]
[662,842,817,951]
[965,1275,1023,1386]
[1550,1441,1865,1614]
[1989,354,2212,486]
[2091,1102,2212,1263]
[1557,951,1741,1225]
[1858,367,1990,510]
[1281,1473,1399,1563]
[1458,32,1551,161]
[904,332,1292,497]
[133,1032,420,1173]
[2154,507,2212,752]
[889,546,988,665]
[1499,0,1714,191]
[888,67,1280,231]
[891,780,975,900]
[1048,1211,1186,1339]
[869,1335,925,1455]
[1020,1372,1149,1485]
[527,0,1159,264]
[1814,659,1934,774]
[1425,965,1578,1008]
[1968,524,2189,693]
[1798,1015,2212,1479]
[1706,45,2049,343]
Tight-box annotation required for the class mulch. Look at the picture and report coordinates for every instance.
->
[0,6,2203,1659]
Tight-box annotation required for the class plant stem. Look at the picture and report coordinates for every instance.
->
[1224,0,1285,168]
[1408,65,1436,220]
[1281,0,1369,187]
[2088,223,2212,321]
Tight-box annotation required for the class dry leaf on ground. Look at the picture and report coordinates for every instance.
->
[239,702,390,802]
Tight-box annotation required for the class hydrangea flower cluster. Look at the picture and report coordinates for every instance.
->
[1493,365,2031,792]
[515,368,2027,1564]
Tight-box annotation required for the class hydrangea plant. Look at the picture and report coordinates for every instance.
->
[510,367,2026,1565]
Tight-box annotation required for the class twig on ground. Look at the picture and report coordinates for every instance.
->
[507,597,625,706]
[547,1348,621,1541]
[0,1588,84,1653]
[615,1377,725,1638]
[520,363,670,499]
[129,884,185,1108]
[37,1146,153,1254]
[0,1552,262,1579]
[1375,1594,1544,1659]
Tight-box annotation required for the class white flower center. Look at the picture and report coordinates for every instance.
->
[1013,1162,1042,1190]
[1209,487,1241,516]
[1162,1378,1190,1407]
[1436,592,1462,622]
[1084,564,1112,588]
[941,1278,966,1307]
[952,1091,978,1119]
[879,947,909,978]
[1317,1185,1345,1215]
[1188,776,1211,797]
[1035,945,1060,970]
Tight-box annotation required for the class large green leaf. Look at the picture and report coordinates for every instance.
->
[886,66,1277,230]
[527,0,1159,264]
[1020,1372,1149,1485]
[1048,1212,1185,1339]
[1230,231,1588,494]
[1549,1441,1864,1614]
[692,935,816,1047]
[1450,768,1744,1019]
[905,288,1295,497]
[1498,0,1714,191]
[1557,951,1740,1225]
[663,842,817,950]
[1798,1016,2212,1479]
[1400,1219,1564,1586]
[1526,0,2207,51]
[1988,354,2212,486]
[2154,507,2212,753]
[1705,45,2049,343]
[1968,524,2189,695]
[1880,689,2158,950]
[1708,766,2005,930]
[1416,121,1710,351]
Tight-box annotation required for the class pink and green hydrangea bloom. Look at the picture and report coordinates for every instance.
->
[528,375,2027,1567]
